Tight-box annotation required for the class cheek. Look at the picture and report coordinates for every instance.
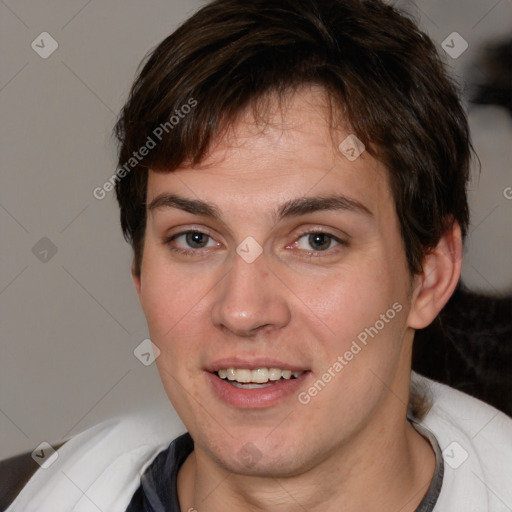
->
[142,265,205,412]
[139,245,200,333]
[138,246,214,374]
[139,273,176,338]
[304,253,409,375]
[308,260,400,332]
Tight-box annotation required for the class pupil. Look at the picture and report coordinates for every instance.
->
[309,233,330,251]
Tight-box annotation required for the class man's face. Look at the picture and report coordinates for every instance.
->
[135,87,417,476]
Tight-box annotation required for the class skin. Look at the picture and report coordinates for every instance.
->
[133,86,462,511]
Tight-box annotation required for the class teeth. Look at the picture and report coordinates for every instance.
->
[268,368,282,381]
[236,369,252,383]
[216,367,305,384]
[252,368,269,383]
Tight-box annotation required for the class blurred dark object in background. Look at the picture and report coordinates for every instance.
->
[470,37,512,115]
[413,282,512,417]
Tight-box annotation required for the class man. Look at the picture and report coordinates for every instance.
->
[4,0,512,511]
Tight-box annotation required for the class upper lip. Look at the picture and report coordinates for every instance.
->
[206,358,309,373]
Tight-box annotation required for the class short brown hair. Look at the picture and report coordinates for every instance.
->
[114,0,471,278]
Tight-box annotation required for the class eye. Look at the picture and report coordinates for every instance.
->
[165,230,219,255]
[293,231,346,254]
[164,229,347,257]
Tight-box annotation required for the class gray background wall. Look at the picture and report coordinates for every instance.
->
[1,0,511,460]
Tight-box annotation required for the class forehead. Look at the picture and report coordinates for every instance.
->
[147,87,392,219]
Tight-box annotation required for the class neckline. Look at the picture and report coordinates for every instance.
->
[409,420,444,512]
[135,423,443,512]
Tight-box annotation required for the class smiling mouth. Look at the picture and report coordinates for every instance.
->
[215,368,306,388]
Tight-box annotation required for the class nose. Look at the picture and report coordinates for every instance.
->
[210,249,292,337]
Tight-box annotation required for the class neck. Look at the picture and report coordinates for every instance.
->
[178,407,436,512]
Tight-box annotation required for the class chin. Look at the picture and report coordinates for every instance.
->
[210,434,313,478]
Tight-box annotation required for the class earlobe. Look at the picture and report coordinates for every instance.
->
[407,221,463,330]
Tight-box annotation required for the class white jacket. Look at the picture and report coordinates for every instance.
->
[7,373,512,511]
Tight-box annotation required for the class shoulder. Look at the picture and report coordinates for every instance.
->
[4,404,184,512]
[413,372,512,512]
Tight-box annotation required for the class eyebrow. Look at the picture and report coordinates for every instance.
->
[147,192,373,222]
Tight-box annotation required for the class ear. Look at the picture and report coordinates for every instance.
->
[131,260,142,300]
[407,220,463,329]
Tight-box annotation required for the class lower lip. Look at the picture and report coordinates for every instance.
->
[206,371,311,409]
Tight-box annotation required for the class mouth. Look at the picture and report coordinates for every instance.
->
[206,365,311,408]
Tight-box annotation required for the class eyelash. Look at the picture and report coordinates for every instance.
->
[163,229,348,258]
